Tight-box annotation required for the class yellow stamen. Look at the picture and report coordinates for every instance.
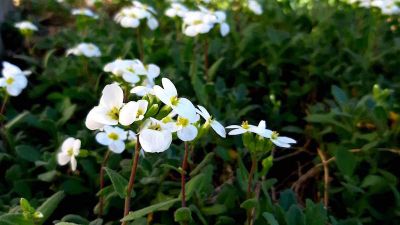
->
[177,117,189,127]
[107,107,119,120]
[170,96,179,106]
[108,132,119,140]
[271,131,279,140]
[67,148,74,156]
[6,77,14,85]
[241,121,250,129]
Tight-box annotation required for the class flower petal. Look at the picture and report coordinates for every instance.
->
[119,101,139,126]
[177,125,198,141]
[211,120,226,138]
[100,83,124,109]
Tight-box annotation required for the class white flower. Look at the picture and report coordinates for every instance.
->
[226,120,267,136]
[173,115,200,141]
[153,78,197,121]
[96,126,128,153]
[14,21,38,32]
[139,118,173,153]
[85,83,136,130]
[71,8,99,19]
[248,0,263,15]
[57,137,81,171]
[114,2,158,30]
[130,79,156,96]
[269,131,296,148]
[66,43,101,58]
[104,59,146,84]
[119,99,148,126]
[0,62,28,96]
[165,3,189,18]
[196,105,226,138]
[183,11,214,36]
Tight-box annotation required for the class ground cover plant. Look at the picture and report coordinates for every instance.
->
[0,0,399,225]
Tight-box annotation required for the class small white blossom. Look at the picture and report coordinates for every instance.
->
[269,131,296,148]
[153,78,197,121]
[85,83,137,130]
[196,105,226,138]
[139,118,173,153]
[66,43,101,58]
[104,59,146,84]
[248,0,263,15]
[72,8,99,19]
[172,115,200,141]
[119,99,148,126]
[14,21,38,32]
[114,1,158,30]
[0,62,28,96]
[96,126,128,153]
[57,137,81,171]
[226,120,267,136]
[165,3,189,18]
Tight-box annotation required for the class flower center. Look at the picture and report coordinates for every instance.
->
[177,117,189,127]
[108,132,119,140]
[193,20,203,25]
[137,108,144,116]
[67,148,74,156]
[271,131,279,140]
[148,123,162,131]
[170,96,179,106]
[241,121,250,129]
[6,77,14,85]
[127,67,136,74]
[107,107,119,120]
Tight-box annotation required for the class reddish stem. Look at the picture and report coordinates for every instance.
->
[122,140,141,225]
[181,142,189,208]
[98,150,111,217]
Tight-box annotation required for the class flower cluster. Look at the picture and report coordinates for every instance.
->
[165,3,229,37]
[0,62,30,96]
[114,1,158,30]
[66,43,101,58]
[84,76,226,154]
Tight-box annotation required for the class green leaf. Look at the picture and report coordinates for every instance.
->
[335,148,357,177]
[262,212,279,225]
[0,214,34,225]
[180,173,206,201]
[15,145,41,162]
[189,152,214,177]
[201,204,227,215]
[121,198,179,221]
[38,170,58,182]
[208,57,224,81]
[37,191,65,225]
[286,205,305,225]
[240,198,258,210]
[104,167,128,198]
[174,207,192,223]
[279,189,297,211]
[331,85,348,105]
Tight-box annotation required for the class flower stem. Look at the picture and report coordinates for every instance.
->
[203,37,209,81]
[137,28,144,61]
[122,140,141,225]
[98,150,111,218]
[0,93,9,117]
[246,155,257,225]
[181,142,189,208]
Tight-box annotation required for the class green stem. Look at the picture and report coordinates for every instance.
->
[204,37,209,81]
[0,94,9,117]
[246,155,257,225]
